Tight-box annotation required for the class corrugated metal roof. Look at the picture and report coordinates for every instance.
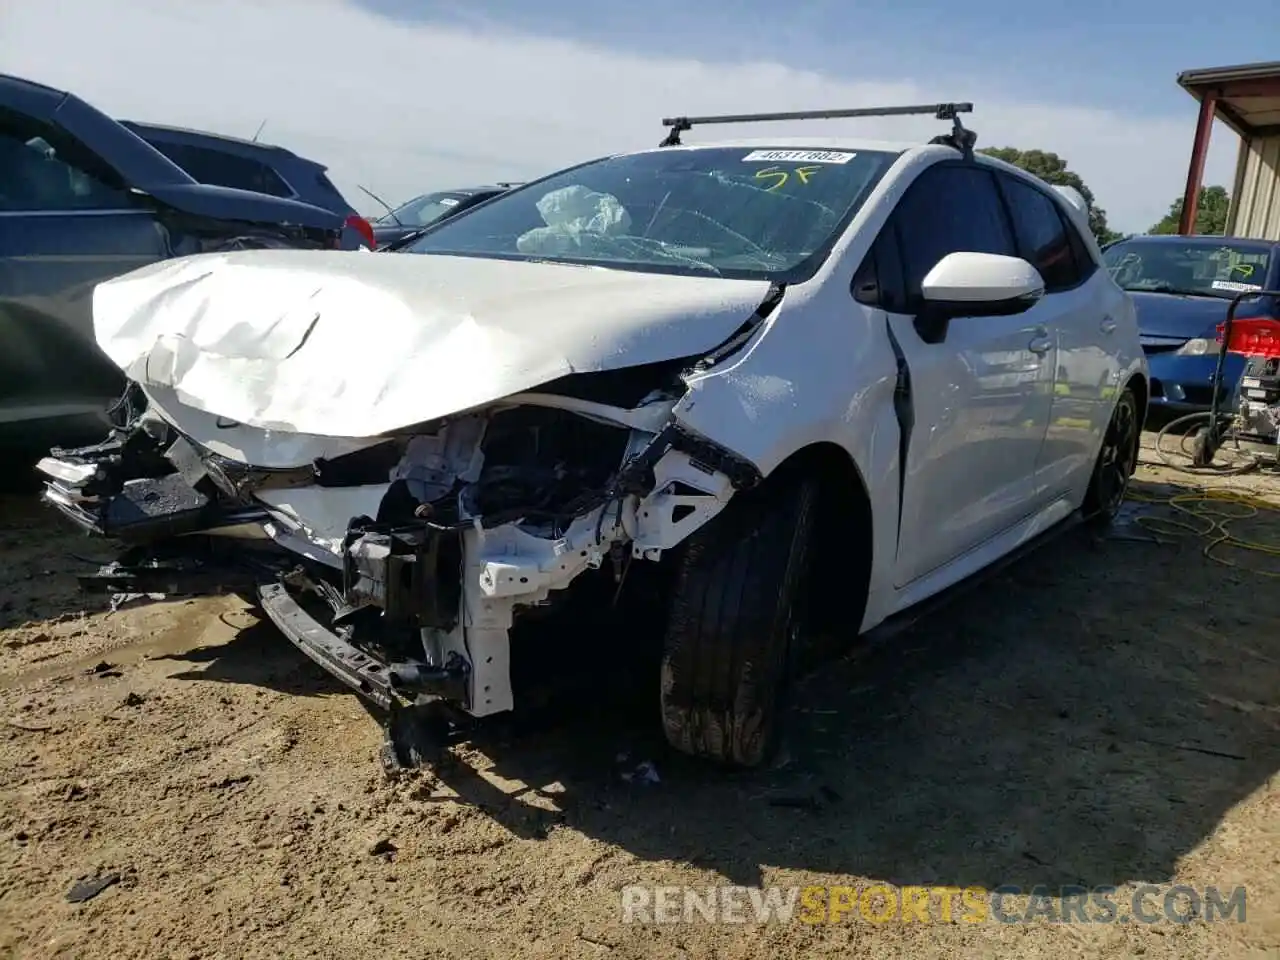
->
[1179,61,1280,88]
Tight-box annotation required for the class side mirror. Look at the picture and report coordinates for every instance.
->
[921,251,1045,315]
[915,251,1045,344]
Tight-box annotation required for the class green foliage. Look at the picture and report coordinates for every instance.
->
[978,147,1122,246]
[1147,185,1230,236]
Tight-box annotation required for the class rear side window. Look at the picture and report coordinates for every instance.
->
[998,174,1083,291]
[313,171,351,210]
[891,164,1016,304]
[148,142,294,198]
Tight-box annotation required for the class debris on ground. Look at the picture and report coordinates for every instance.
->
[65,872,120,904]
[108,592,166,613]
[616,754,660,784]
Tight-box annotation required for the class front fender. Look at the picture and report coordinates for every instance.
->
[669,286,907,632]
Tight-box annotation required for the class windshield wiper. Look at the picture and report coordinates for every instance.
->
[1124,284,1218,298]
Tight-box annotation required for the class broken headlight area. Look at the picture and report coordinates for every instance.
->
[36,381,757,723]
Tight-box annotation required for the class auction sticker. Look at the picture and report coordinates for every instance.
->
[1212,280,1262,292]
[741,150,856,164]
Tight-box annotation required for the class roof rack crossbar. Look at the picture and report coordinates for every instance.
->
[658,102,976,155]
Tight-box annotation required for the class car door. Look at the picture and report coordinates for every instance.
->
[859,162,1057,587]
[995,170,1115,498]
[0,108,169,437]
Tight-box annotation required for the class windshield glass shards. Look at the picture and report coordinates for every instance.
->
[401,146,899,281]
[1103,239,1274,299]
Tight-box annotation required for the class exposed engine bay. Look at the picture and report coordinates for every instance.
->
[36,368,763,727]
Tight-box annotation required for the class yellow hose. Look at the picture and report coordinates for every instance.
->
[1124,487,1280,576]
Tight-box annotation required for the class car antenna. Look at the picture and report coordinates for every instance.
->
[358,184,401,226]
[251,119,268,143]
[658,102,977,158]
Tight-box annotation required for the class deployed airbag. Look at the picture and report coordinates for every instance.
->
[516,185,633,256]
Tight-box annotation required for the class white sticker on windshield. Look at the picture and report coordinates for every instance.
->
[741,149,856,164]
[1212,280,1262,292]
[438,197,459,207]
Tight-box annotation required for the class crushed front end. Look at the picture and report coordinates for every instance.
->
[36,374,760,746]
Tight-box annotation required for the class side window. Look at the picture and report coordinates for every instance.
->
[150,142,294,198]
[892,164,1016,305]
[0,110,132,212]
[1064,216,1097,283]
[853,230,908,313]
[999,175,1083,291]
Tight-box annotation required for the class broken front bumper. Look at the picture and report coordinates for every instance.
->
[36,400,758,722]
[40,448,482,715]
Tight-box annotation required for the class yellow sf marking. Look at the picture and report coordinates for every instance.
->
[753,165,822,191]
[754,166,788,191]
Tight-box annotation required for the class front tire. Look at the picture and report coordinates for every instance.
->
[658,475,818,768]
[1083,385,1140,523]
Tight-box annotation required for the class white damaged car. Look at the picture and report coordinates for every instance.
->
[37,105,1147,768]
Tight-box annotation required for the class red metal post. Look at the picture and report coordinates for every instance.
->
[1178,92,1217,235]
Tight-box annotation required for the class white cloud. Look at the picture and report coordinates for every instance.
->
[0,0,1238,232]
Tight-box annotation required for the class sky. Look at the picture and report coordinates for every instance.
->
[1,0,1267,233]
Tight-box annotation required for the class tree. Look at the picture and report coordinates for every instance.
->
[978,147,1122,246]
[1147,185,1230,236]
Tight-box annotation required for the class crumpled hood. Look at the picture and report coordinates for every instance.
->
[92,249,771,438]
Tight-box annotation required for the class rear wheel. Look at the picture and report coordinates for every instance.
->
[658,474,818,768]
[1083,385,1140,523]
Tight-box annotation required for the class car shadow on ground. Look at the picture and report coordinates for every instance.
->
[393,473,1280,892]
[0,494,115,630]
[159,472,1280,893]
[158,618,349,700]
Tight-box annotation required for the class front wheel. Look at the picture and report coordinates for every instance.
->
[658,474,818,768]
[1083,385,1140,523]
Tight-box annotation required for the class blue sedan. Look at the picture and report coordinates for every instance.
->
[1102,235,1280,417]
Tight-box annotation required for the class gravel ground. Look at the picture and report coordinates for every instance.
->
[1,434,1280,959]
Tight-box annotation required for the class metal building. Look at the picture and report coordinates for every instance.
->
[1177,61,1280,238]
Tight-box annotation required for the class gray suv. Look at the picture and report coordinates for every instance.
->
[0,73,362,452]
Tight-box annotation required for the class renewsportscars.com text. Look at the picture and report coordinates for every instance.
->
[620,883,1247,925]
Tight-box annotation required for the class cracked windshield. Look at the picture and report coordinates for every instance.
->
[403,147,897,280]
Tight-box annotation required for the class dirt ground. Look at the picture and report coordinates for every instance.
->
[3,434,1280,959]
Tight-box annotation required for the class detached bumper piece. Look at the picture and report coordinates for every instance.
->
[257,574,470,772]
[258,573,471,721]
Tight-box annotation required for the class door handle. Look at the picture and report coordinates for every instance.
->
[1027,336,1053,355]
[1100,316,1117,335]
